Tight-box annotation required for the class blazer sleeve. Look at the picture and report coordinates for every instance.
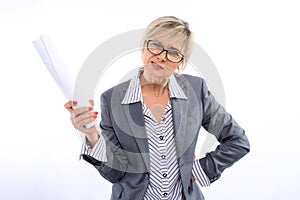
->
[82,93,128,183]
[198,78,250,183]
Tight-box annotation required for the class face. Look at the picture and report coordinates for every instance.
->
[141,34,186,82]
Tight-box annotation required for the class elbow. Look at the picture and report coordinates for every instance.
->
[239,133,251,158]
[241,143,250,158]
[229,130,250,159]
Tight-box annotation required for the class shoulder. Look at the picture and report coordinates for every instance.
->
[101,79,131,99]
[174,73,206,87]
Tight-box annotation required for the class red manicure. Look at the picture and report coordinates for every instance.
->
[88,107,93,111]
[94,112,98,115]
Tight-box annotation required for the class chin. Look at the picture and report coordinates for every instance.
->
[145,70,172,84]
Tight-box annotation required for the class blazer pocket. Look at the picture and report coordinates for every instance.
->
[112,183,123,199]
[187,180,205,200]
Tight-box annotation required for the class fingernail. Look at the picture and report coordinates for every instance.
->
[93,116,97,119]
[88,107,93,111]
[94,112,98,115]
[72,101,78,105]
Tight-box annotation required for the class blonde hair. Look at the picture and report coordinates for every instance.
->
[141,16,193,72]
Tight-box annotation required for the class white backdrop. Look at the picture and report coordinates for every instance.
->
[0,0,299,199]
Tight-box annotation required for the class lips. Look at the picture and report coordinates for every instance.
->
[151,61,164,70]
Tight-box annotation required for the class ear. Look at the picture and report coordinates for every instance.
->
[141,50,144,60]
[177,64,183,74]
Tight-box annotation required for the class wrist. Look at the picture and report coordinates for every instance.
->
[86,132,100,147]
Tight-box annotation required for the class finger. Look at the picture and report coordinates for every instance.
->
[74,111,98,125]
[191,174,196,181]
[64,100,78,112]
[73,106,94,118]
[73,110,97,125]
[64,100,78,108]
[89,99,94,107]
[74,115,98,130]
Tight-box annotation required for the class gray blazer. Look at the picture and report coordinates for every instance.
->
[82,74,250,200]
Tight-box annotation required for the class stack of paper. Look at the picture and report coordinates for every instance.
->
[32,34,74,100]
[33,34,94,141]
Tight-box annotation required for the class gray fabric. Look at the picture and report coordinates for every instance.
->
[82,74,250,200]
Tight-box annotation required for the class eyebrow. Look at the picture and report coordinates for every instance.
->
[169,46,180,51]
[152,40,182,52]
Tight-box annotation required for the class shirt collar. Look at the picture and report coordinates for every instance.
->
[121,69,187,105]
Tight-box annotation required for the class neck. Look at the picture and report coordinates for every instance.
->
[141,70,169,87]
[140,73,168,97]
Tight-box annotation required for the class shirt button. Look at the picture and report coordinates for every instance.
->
[161,155,166,159]
[159,136,164,140]
[163,192,168,196]
[163,173,167,178]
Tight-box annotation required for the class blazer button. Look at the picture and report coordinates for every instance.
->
[145,173,149,180]
[210,175,221,183]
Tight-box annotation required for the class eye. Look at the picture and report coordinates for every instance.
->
[148,40,164,54]
[150,41,163,48]
[168,49,181,56]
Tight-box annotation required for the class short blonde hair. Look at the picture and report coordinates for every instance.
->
[141,16,193,72]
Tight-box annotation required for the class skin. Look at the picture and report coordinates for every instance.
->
[64,99,99,147]
[64,34,186,147]
[140,36,185,122]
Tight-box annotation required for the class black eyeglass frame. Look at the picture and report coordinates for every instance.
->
[146,40,185,63]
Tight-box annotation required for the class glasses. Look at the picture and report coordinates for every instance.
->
[146,40,185,63]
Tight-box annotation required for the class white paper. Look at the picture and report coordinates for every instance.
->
[32,34,74,100]
[32,34,95,141]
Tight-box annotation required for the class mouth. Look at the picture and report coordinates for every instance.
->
[150,61,164,70]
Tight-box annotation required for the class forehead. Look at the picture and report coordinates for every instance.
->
[149,29,187,51]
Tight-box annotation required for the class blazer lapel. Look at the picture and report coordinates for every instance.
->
[116,85,151,172]
[113,74,200,173]
[171,75,201,163]
[171,87,188,160]
[127,102,151,171]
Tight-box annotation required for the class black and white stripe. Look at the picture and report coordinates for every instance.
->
[80,132,107,162]
[80,70,210,199]
[142,101,183,200]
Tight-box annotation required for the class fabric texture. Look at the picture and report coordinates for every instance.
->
[81,72,250,200]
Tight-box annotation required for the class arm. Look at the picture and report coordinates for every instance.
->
[64,98,128,183]
[198,79,250,183]
[192,159,211,186]
[80,130,107,162]
[82,93,128,183]
[64,100,108,162]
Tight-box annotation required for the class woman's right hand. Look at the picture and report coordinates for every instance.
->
[64,100,99,143]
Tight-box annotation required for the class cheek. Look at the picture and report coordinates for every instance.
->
[141,51,153,65]
[141,53,147,64]
[169,63,180,70]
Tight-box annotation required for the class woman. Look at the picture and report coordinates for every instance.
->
[64,16,250,200]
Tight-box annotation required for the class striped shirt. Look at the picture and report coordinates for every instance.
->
[142,102,183,199]
[80,71,210,199]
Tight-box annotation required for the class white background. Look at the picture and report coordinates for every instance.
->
[1,0,300,199]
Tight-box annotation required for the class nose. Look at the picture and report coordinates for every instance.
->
[156,50,167,62]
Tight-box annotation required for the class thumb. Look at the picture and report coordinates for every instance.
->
[89,99,94,107]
